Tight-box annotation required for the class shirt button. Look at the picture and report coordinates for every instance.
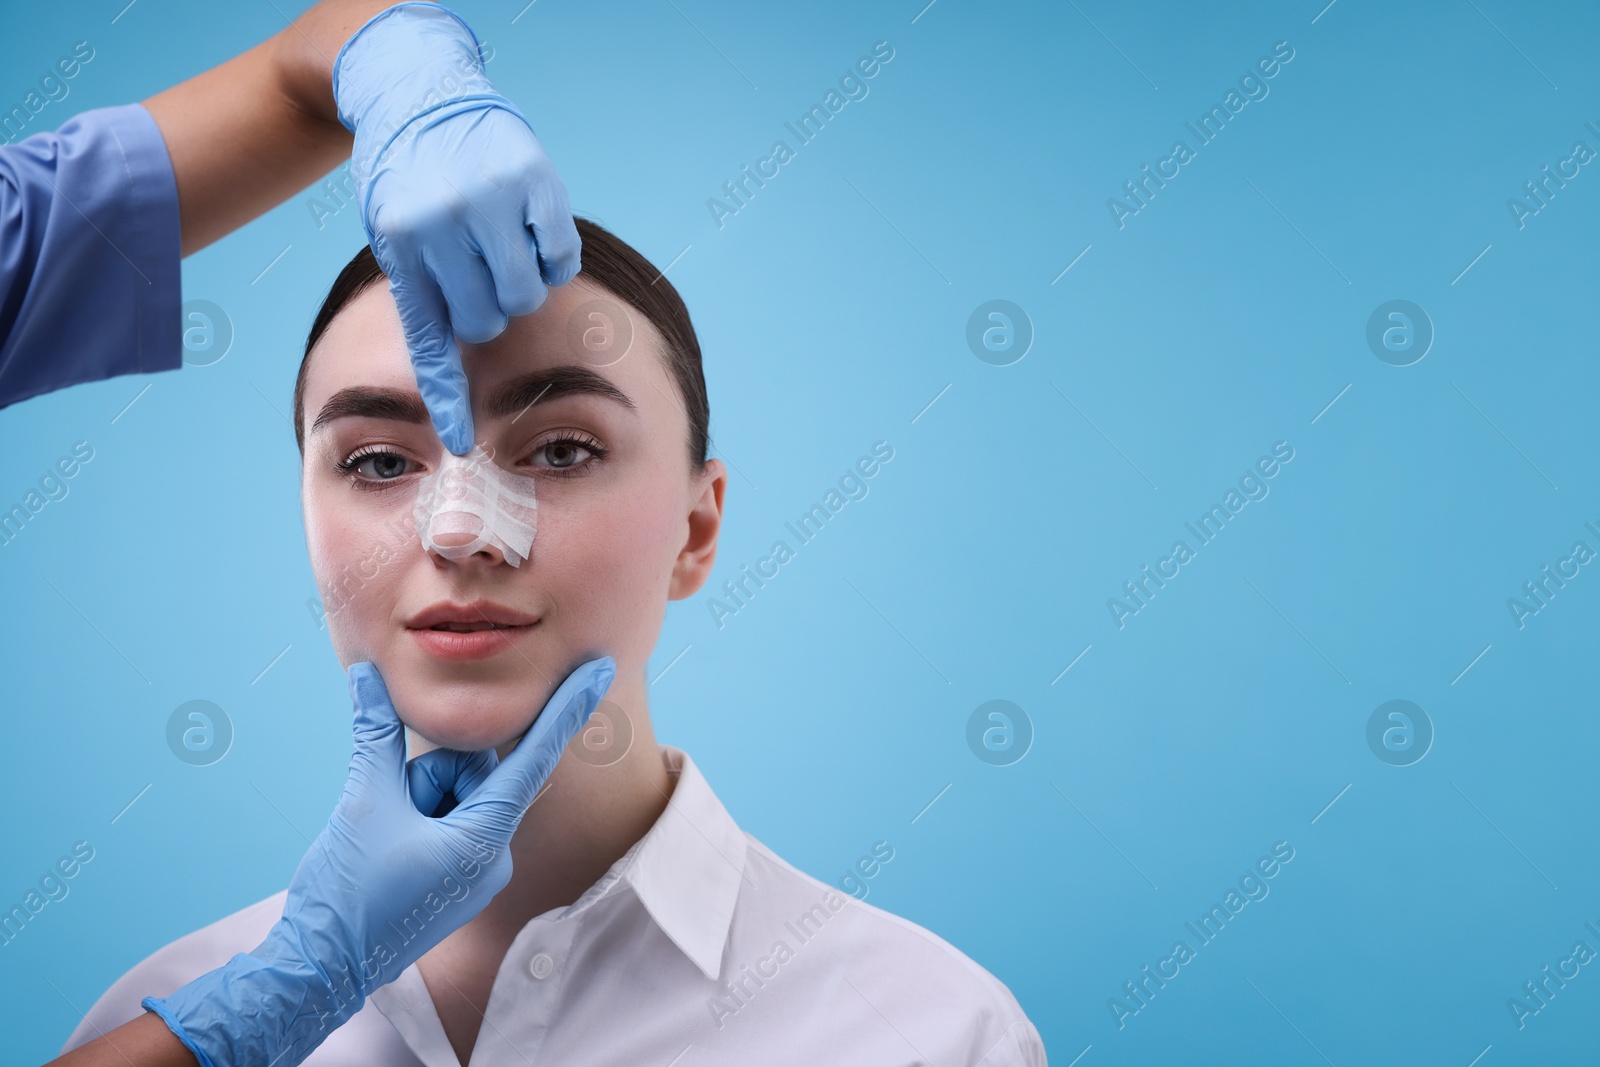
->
[528,952,555,980]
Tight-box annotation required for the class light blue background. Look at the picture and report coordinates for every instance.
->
[3,0,1599,1063]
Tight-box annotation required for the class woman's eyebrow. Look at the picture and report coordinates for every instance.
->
[309,366,637,437]
[311,387,429,436]
[485,366,637,421]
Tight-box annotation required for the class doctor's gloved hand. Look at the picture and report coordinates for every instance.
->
[139,655,616,1067]
[332,2,582,455]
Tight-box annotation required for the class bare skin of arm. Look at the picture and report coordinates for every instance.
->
[43,3,421,1063]
[48,1014,199,1067]
[142,0,417,258]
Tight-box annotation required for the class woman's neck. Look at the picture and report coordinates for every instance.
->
[414,669,673,1063]
[445,667,672,944]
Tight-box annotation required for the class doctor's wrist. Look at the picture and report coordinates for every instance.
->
[270,0,416,132]
[138,925,362,1067]
[331,1,495,135]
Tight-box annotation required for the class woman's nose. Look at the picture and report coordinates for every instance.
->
[426,529,513,567]
[413,445,538,567]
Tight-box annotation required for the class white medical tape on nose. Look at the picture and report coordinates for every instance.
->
[413,444,539,566]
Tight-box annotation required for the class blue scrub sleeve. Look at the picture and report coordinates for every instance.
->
[0,102,182,409]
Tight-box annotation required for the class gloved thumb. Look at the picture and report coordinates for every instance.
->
[346,661,407,799]
[450,656,615,833]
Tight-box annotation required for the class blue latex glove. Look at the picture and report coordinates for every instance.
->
[140,655,615,1067]
[332,2,581,455]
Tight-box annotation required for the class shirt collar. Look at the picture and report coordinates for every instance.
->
[617,744,747,982]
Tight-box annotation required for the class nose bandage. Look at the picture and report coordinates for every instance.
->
[413,444,539,566]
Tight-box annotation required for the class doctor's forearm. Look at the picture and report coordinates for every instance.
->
[48,1012,196,1066]
[141,0,415,257]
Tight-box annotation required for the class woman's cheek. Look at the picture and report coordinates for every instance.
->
[307,482,415,664]
[581,486,682,667]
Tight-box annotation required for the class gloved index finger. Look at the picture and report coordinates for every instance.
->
[386,254,474,455]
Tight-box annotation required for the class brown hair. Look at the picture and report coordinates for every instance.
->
[293,217,709,469]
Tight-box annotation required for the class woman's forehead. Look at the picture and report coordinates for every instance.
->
[302,276,665,415]
[305,282,413,396]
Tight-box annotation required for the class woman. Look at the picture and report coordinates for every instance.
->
[57,222,1048,1065]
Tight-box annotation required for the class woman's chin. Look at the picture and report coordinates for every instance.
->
[392,693,543,752]
[384,672,552,752]
[405,714,535,753]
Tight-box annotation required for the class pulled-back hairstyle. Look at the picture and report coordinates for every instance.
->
[293,217,709,469]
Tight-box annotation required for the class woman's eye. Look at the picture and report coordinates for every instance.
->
[530,435,605,474]
[361,452,410,479]
[339,449,413,485]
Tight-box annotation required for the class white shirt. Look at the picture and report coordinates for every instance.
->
[61,745,1047,1066]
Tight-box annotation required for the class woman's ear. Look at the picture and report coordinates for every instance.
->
[668,458,727,600]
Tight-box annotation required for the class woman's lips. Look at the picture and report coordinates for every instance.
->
[404,600,539,661]
[408,622,537,661]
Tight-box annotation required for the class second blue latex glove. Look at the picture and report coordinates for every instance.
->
[140,654,615,1067]
[332,2,582,454]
